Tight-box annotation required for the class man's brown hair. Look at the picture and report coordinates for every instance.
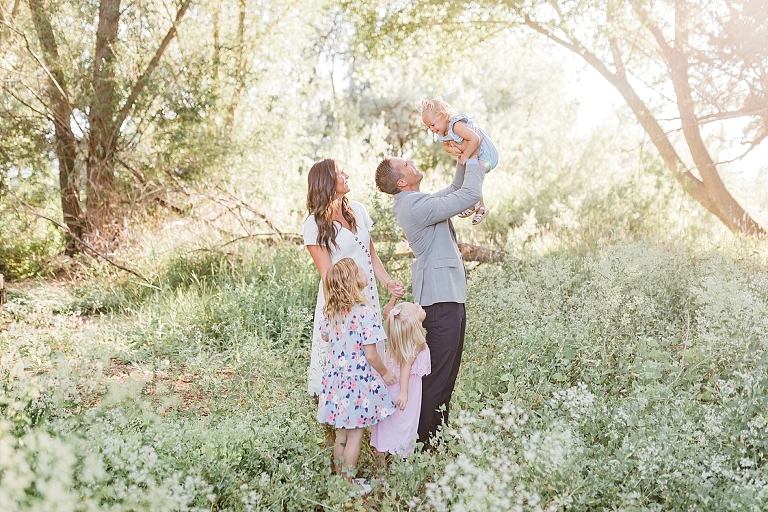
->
[375,158,402,195]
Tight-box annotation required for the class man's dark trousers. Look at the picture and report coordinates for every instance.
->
[417,301,466,446]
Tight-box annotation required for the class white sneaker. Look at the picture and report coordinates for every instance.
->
[349,478,372,496]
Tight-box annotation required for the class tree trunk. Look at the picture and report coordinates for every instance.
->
[83,0,191,242]
[0,273,6,313]
[523,14,765,237]
[667,0,764,235]
[27,0,83,254]
[213,0,222,82]
[24,0,193,249]
[86,0,120,241]
[224,0,247,130]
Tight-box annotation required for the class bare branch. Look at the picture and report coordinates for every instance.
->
[116,158,185,215]
[9,192,151,283]
[697,106,768,123]
[628,0,674,62]
[1,81,52,120]
[113,0,191,134]
[715,130,768,166]
[0,16,84,135]
[212,186,286,236]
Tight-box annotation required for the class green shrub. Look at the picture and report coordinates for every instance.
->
[0,207,64,279]
[2,239,768,510]
[453,241,768,510]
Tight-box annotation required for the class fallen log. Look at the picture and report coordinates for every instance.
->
[458,242,505,263]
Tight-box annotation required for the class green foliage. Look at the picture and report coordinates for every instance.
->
[2,1,768,509]
[3,238,768,510]
[0,194,65,279]
[453,242,768,510]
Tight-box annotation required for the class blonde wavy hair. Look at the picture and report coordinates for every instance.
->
[384,303,427,366]
[323,258,368,320]
[420,97,456,121]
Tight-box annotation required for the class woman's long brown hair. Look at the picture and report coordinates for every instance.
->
[306,159,357,250]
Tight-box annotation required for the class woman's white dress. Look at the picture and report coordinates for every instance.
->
[303,201,383,396]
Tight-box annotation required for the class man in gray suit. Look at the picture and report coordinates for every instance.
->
[375,157,485,447]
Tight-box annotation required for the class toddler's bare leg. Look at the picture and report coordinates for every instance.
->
[333,429,347,475]
[340,428,364,481]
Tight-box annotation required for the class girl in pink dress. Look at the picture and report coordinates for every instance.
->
[316,258,397,484]
[370,297,431,457]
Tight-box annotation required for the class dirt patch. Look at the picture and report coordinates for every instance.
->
[102,358,234,416]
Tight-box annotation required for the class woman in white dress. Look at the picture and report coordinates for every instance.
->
[303,158,405,396]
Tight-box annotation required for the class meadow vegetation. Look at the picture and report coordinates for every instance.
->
[3,2,768,509]
[2,210,768,510]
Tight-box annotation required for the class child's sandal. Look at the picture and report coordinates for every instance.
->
[350,478,373,496]
[472,206,489,225]
[458,202,479,218]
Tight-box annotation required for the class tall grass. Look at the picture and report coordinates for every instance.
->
[2,236,768,510]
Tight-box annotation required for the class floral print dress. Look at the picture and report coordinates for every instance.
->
[317,304,396,429]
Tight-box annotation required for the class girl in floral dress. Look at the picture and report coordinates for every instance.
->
[370,297,431,457]
[317,258,397,484]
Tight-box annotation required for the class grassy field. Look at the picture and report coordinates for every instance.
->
[2,237,768,511]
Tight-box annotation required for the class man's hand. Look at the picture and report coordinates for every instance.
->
[442,141,462,158]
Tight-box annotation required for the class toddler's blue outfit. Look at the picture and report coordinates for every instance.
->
[439,114,499,171]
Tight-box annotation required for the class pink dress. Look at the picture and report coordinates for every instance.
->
[369,347,431,456]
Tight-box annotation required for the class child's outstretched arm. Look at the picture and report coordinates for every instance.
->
[395,359,412,410]
[383,295,398,319]
[363,344,397,386]
[452,121,482,165]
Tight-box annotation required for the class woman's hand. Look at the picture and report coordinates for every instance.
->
[395,391,408,410]
[386,279,405,298]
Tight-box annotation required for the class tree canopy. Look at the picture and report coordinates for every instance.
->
[0,0,765,276]
[343,0,767,236]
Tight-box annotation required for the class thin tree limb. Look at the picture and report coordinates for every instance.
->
[0,17,85,136]
[116,158,185,214]
[113,0,191,134]
[10,192,151,283]
[715,130,768,166]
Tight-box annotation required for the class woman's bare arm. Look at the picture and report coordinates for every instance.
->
[370,240,405,298]
[307,245,332,280]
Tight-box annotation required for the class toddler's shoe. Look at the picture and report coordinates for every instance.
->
[472,206,489,225]
[458,202,479,218]
[350,478,372,497]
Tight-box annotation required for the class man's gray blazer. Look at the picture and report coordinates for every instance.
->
[391,162,485,307]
